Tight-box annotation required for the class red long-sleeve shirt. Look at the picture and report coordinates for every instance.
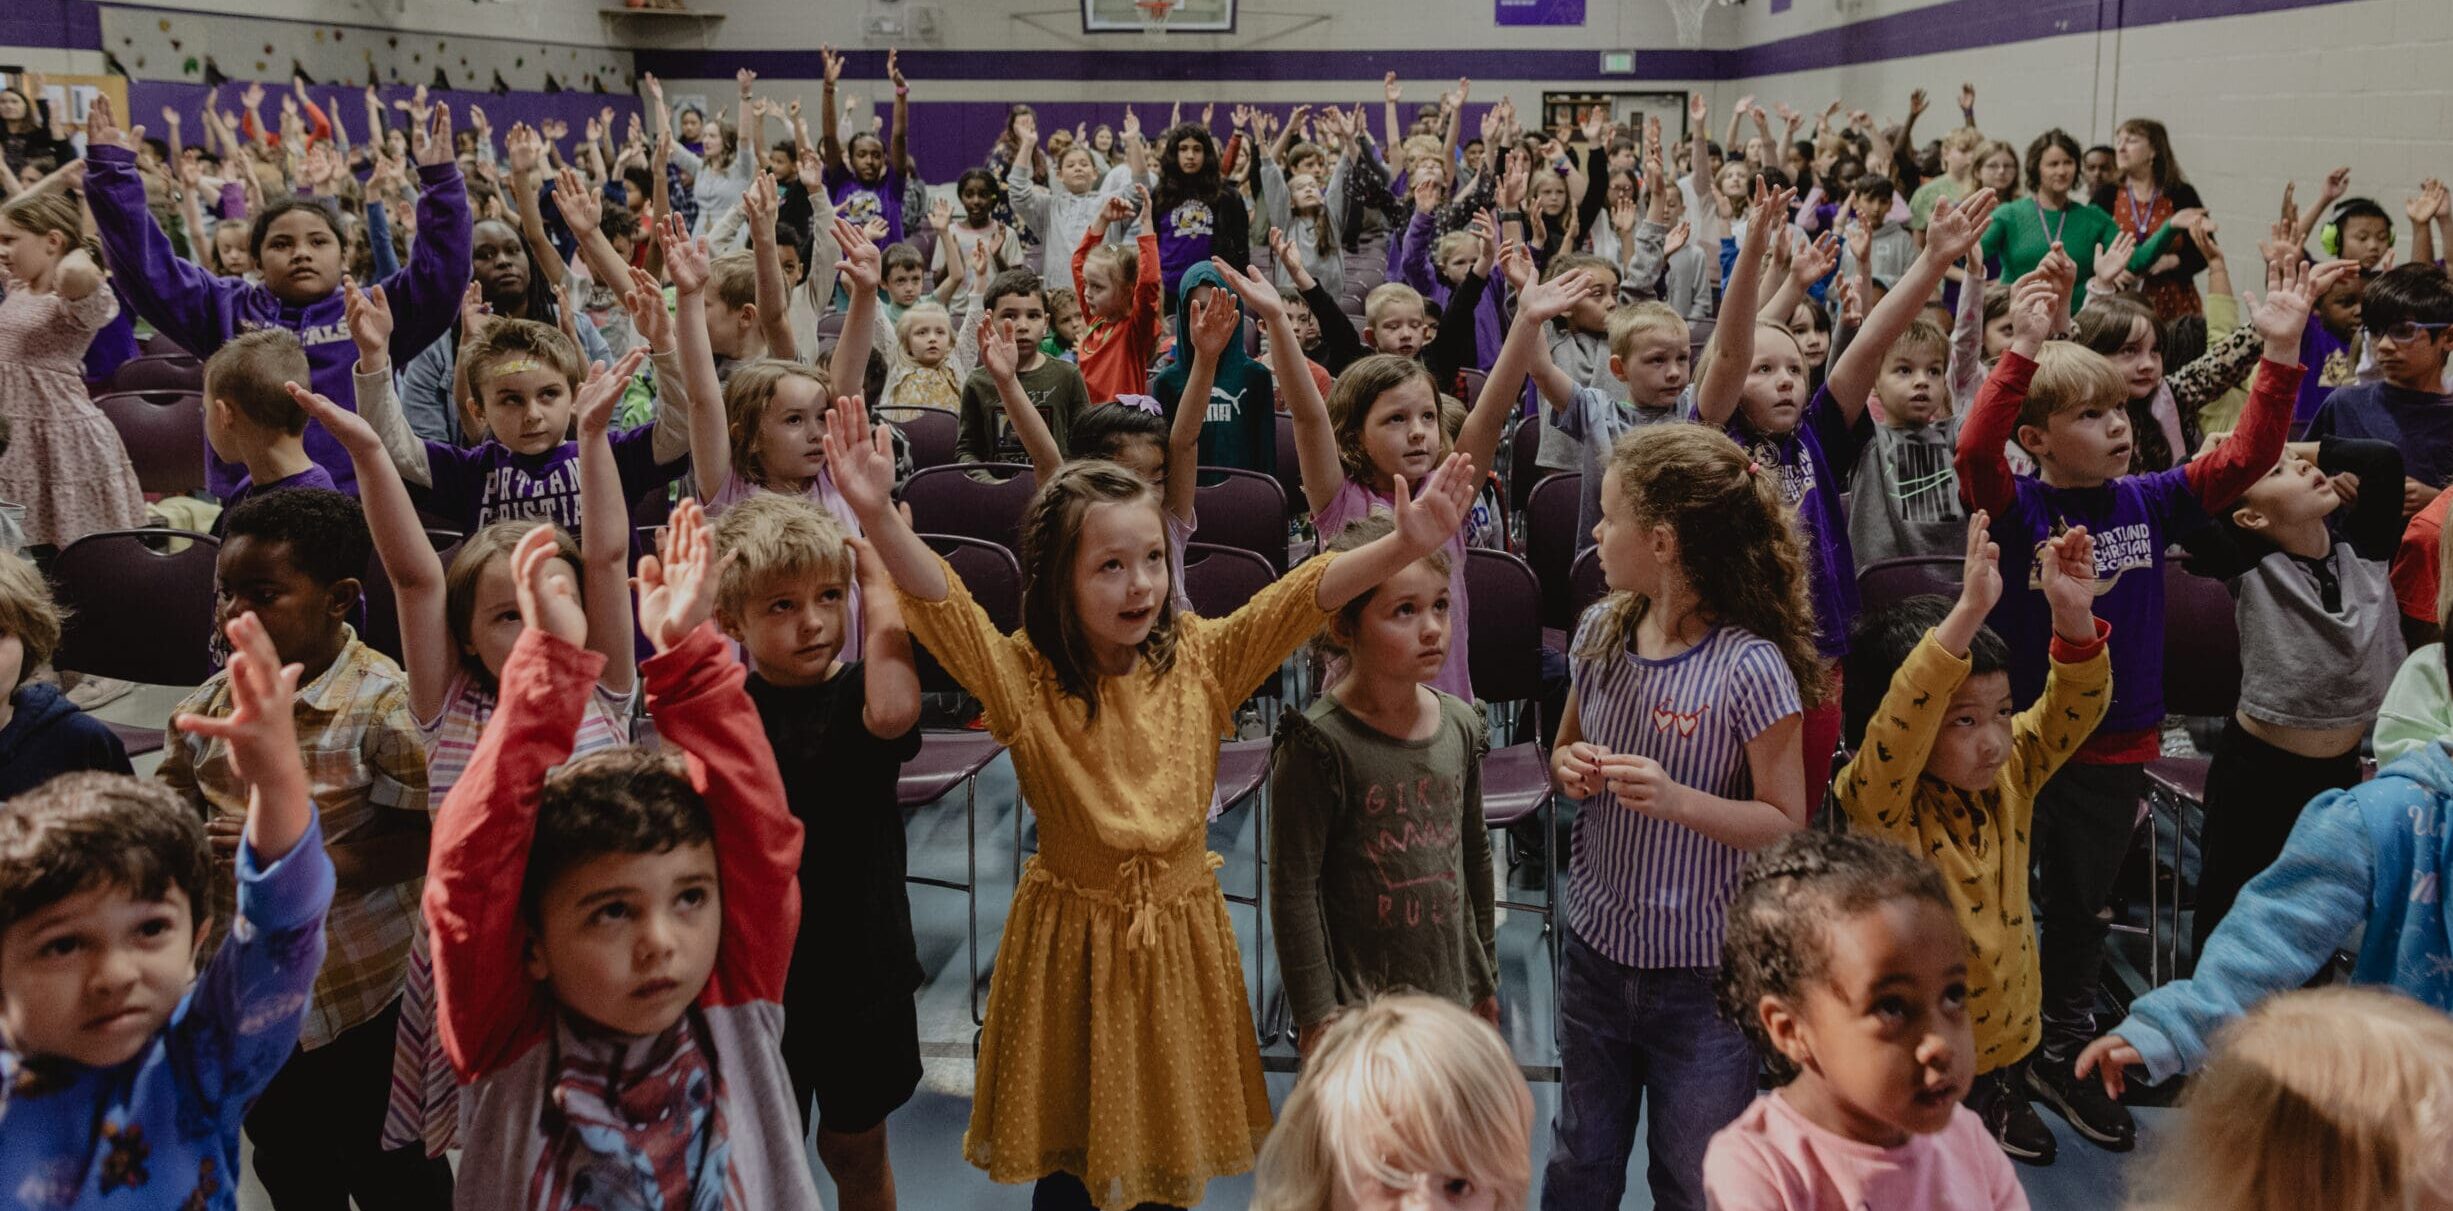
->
[1073,226,1163,402]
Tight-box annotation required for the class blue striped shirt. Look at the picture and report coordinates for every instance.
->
[1565,609,1801,968]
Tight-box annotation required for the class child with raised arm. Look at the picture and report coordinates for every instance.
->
[0,193,145,550]
[1955,247,2344,1152]
[1071,185,1164,401]
[818,46,912,246]
[1002,107,1137,292]
[427,500,820,1208]
[0,614,333,1211]
[1542,424,1818,1211]
[1270,513,1497,1056]
[711,495,921,1211]
[1837,513,2110,1165]
[818,387,1479,1210]
[83,95,472,498]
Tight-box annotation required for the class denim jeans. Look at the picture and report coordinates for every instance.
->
[1542,930,1758,1211]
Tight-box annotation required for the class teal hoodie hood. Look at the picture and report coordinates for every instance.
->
[1153,261,1276,474]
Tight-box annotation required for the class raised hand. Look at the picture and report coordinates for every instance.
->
[1384,71,1402,104]
[2245,255,2356,354]
[928,193,953,235]
[659,213,711,296]
[886,48,907,90]
[2095,228,2138,289]
[2008,264,2064,352]
[1748,177,1799,236]
[978,312,1019,380]
[1907,87,1928,118]
[1187,285,1240,359]
[173,612,305,821]
[736,66,758,97]
[240,81,267,112]
[1207,258,1287,327]
[414,102,454,168]
[2410,178,2447,226]
[82,96,141,154]
[1411,172,1445,215]
[1099,190,1137,226]
[575,347,648,439]
[817,394,897,521]
[288,380,383,454]
[2317,165,2350,204]
[341,277,393,367]
[1924,187,1998,261]
[1959,82,1976,114]
[1392,451,1478,556]
[622,265,675,351]
[1688,91,1707,124]
[2038,524,2097,636]
[505,122,542,177]
[552,164,602,236]
[1269,228,1316,292]
[821,45,844,86]
[635,497,723,652]
[1663,220,1692,259]
[1844,214,1873,267]
[744,170,779,235]
[1517,268,1597,325]
[1790,229,1841,286]
[1495,239,1535,293]
[1956,510,2004,621]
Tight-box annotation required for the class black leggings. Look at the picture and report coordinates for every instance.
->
[2192,718,2361,952]
[1032,1172,1184,1211]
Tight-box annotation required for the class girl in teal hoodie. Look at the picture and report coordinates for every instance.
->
[1153,261,1275,474]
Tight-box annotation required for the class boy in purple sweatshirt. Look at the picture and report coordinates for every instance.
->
[81,97,471,500]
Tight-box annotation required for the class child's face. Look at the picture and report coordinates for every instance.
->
[1173,137,1208,177]
[1358,377,1444,487]
[470,221,533,311]
[885,263,926,307]
[1764,897,1973,1146]
[1437,241,1478,287]
[214,225,256,276]
[1289,172,1326,213]
[993,291,1050,352]
[848,135,887,184]
[959,177,998,225]
[722,569,850,688]
[0,215,63,282]
[2021,399,2133,486]
[0,882,205,1068]
[215,537,350,670]
[1568,271,1617,334]
[777,241,805,287]
[678,110,704,143]
[1593,465,1667,596]
[1340,558,1452,689]
[1070,498,1170,660]
[1789,304,1830,364]
[2370,319,2453,390]
[1941,142,1974,176]
[463,550,567,680]
[1983,310,2015,361]
[479,365,579,457]
[755,376,831,487]
[1716,161,1752,203]
[621,180,646,213]
[2339,215,2392,269]
[904,314,952,366]
[523,839,720,1038]
[1977,151,2017,193]
[1286,296,1320,348]
[1533,177,1567,216]
[1739,328,1811,436]
[1059,147,1099,194]
[2104,317,2163,400]
[1921,670,2016,792]
[1082,260,1124,322]
[2237,452,2344,534]
[1051,304,1084,347]
[1367,303,1429,358]
[258,210,343,304]
[2316,277,2363,339]
[1875,347,1948,427]
[1850,192,1887,227]
[1612,329,1691,410]
[2081,147,2117,189]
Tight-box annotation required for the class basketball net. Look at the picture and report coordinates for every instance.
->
[1135,0,1175,35]
[1663,0,1710,47]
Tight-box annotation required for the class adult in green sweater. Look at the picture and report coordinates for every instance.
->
[1981,129,2185,308]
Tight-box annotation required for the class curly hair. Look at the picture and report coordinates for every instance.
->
[220,487,372,591]
[523,747,713,924]
[1019,461,1179,721]
[1575,425,1830,705]
[1716,828,1954,1082]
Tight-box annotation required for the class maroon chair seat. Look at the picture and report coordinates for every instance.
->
[877,404,960,473]
[1191,466,1290,573]
[109,354,204,394]
[91,390,206,497]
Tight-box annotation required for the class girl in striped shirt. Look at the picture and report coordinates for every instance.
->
[1542,424,1824,1211]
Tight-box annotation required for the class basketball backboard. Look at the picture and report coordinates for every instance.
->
[1081,0,1235,33]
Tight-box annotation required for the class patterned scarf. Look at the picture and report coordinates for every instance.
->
[529,1010,731,1211]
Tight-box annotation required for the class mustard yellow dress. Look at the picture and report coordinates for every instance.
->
[897,551,1336,1210]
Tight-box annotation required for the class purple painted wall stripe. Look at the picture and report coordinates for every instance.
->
[632,47,1719,83]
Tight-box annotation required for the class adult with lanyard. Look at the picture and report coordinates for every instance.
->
[2093,116,2208,321]
[0,69,75,179]
[1980,128,2184,311]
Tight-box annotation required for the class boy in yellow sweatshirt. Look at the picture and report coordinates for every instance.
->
[1836,511,2113,1168]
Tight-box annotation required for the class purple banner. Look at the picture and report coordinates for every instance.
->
[1496,0,1585,27]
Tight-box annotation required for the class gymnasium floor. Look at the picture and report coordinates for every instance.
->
[95,685,2161,1209]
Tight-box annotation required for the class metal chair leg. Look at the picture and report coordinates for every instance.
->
[967,775,984,1026]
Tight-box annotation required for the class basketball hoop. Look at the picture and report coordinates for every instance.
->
[1661,0,1710,47]
[1135,0,1176,34]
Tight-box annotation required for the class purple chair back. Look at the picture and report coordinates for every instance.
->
[91,390,206,497]
[359,530,464,666]
[1181,542,1276,619]
[1508,416,1552,514]
[1855,557,1964,619]
[1455,366,1489,407]
[879,405,960,472]
[1463,547,1545,705]
[2164,560,2243,718]
[1191,466,1289,572]
[1568,544,1610,628]
[52,530,222,686]
[901,463,1037,554]
[1522,473,1582,630]
[1687,316,1718,364]
[914,533,1023,695]
[138,330,190,358]
[110,354,205,394]
[1271,412,1303,510]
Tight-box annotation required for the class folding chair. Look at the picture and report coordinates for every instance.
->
[1454,366,1489,406]
[1192,466,1290,573]
[109,354,204,394]
[1854,556,1965,616]
[900,463,1037,555]
[91,390,206,497]
[877,404,960,473]
[1505,415,1553,522]
[1521,473,1582,631]
[903,534,1024,1026]
[1463,547,1563,1009]
[50,529,222,756]
[138,330,190,358]
[1271,412,1305,516]
[1567,545,1610,629]
[358,529,464,666]
[2141,559,2243,984]
[1182,542,1283,1033]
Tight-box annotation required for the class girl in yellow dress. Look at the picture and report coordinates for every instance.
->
[821,393,1480,1210]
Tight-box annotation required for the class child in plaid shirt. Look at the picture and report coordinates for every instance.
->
[157,487,451,1207]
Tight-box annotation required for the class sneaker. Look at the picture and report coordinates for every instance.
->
[2026,1053,2135,1151]
[1994,1082,2058,1165]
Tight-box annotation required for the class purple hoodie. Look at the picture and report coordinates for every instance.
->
[1399,209,1504,373]
[85,145,472,498]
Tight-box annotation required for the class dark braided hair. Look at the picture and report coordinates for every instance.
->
[1716,829,1956,1083]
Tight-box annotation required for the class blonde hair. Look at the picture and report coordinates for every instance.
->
[1940,126,1987,156]
[444,520,579,689]
[2018,341,2127,435]
[1433,229,1479,269]
[2131,987,2453,1211]
[1363,282,1426,329]
[1252,995,1533,1211]
[1607,301,1688,361]
[461,319,585,400]
[711,493,854,623]
[723,359,832,489]
[895,299,953,357]
[0,553,64,690]
[708,249,759,313]
[1081,240,1140,313]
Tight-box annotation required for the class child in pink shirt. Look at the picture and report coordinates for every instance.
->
[1705,829,2028,1211]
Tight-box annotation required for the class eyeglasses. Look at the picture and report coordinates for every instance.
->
[2377,321,2453,344]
